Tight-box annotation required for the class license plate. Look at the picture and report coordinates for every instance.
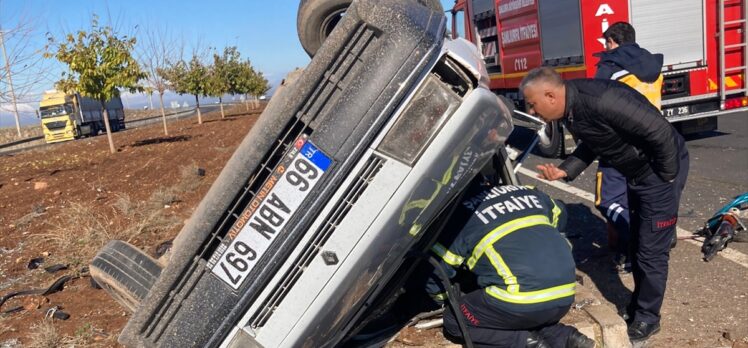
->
[663,105,690,117]
[209,137,332,289]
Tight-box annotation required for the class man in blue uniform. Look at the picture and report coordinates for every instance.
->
[426,178,595,348]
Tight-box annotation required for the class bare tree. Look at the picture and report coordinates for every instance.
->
[138,25,179,136]
[0,7,52,137]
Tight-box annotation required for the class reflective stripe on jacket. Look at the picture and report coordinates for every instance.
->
[612,70,664,110]
[426,179,576,312]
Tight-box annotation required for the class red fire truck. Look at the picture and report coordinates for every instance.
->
[450,0,748,157]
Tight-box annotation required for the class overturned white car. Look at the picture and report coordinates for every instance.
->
[90,0,522,347]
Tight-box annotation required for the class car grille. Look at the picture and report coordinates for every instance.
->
[198,23,378,266]
[142,23,380,341]
[45,121,67,130]
[248,155,384,329]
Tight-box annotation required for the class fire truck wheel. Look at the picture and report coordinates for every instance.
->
[536,120,563,158]
[90,240,162,313]
[297,0,443,57]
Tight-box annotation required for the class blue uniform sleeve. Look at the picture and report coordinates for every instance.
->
[594,62,616,80]
[424,225,473,302]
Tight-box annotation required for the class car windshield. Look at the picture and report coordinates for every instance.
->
[40,104,73,118]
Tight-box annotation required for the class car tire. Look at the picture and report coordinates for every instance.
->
[297,0,351,57]
[90,240,162,312]
[297,0,443,57]
[536,120,564,158]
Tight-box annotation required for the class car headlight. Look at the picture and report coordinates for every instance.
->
[377,75,461,165]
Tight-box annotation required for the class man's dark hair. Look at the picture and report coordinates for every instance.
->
[603,22,636,45]
[519,67,564,92]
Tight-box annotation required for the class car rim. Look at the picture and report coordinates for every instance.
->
[320,8,346,44]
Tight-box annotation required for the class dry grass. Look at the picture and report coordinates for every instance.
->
[39,202,115,267]
[26,321,106,348]
[173,162,204,194]
[0,316,14,338]
[26,321,61,348]
[114,194,180,243]
[37,163,204,265]
[0,125,42,144]
[13,204,47,230]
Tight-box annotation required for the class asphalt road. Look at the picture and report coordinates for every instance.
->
[513,112,748,345]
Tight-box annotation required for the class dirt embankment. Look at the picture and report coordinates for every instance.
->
[0,106,260,346]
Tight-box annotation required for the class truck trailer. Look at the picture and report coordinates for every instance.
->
[39,90,125,143]
[450,0,748,157]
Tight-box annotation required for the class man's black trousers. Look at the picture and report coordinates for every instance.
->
[626,143,689,325]
[442,290,575,348]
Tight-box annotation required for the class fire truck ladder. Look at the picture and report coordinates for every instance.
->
[719,0,748,105]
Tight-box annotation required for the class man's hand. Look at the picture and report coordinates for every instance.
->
[536,163,567,181]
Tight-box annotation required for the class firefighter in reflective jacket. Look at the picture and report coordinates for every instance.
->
[426,179,594,348]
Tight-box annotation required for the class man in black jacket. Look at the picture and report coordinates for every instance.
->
[594,22,665,274]
[519,67,689,344]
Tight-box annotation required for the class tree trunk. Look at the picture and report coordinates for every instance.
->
[253,95,259,109]
[148,93,154,110]
[220,96,225,119]
[195,95,202,124]
[245,94,249,112]
[159,92,168,136]
[100,100,116,154]
[1,29,22,137]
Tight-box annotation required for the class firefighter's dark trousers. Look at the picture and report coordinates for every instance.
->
[442,290,575,348]
[595,163,630,256]
[626,144,689,325]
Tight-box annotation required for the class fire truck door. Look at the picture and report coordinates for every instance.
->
[630,0,706,69]
[538,0,584,67]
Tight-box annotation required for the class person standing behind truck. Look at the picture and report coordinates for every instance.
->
[593,22,665,273]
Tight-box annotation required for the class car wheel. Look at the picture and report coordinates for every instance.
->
[297,0,443,57]
[536,120,564,158]
[297,0,351,57]
[90,240,162,312]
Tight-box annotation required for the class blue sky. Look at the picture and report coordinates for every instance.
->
[0,0,456,128]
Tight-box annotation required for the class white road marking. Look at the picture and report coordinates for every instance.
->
[517,167,748,269]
